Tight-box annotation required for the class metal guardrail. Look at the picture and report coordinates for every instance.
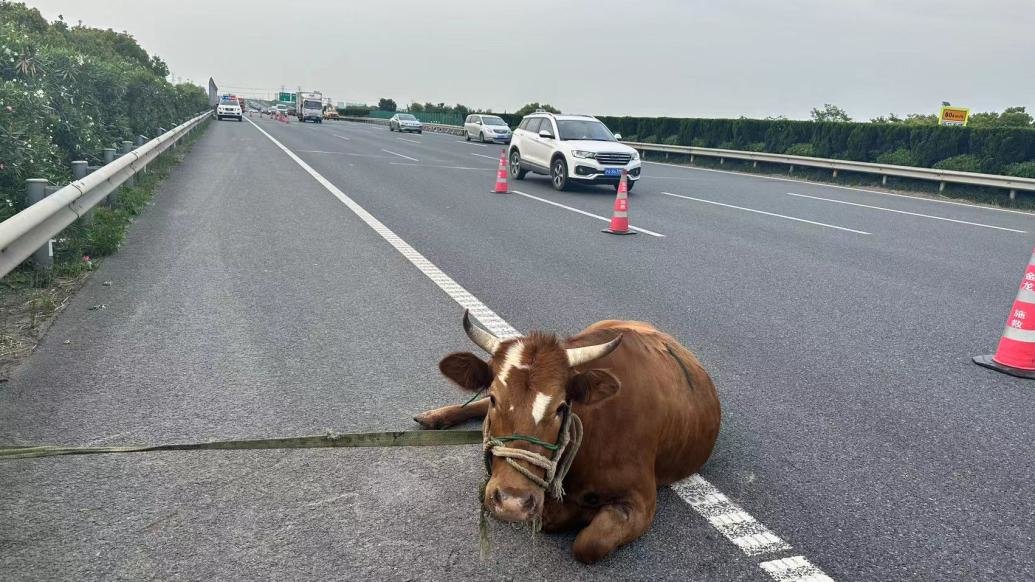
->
[341,116,1035,199]
[623,142,1035,198]
[0,111,212,278]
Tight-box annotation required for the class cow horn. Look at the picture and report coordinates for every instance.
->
[566,334,623,367]
[463,310,500,355]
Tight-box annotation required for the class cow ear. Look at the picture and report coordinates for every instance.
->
[566,369,620,406]
[439,352,493,392]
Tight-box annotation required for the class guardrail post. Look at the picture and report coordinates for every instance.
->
[26,179,54,271]
[689,154,694,165]
[103,147,116,165]
[882,175,888,185]
[136,135,146,147]
[938,181,946,192]
[789,165,794,174]
[832,169,838,178]
[1010,189,1017,201]
[71,160,88,180]
[752,161,758,168]
[720,157,725,165]
[120,141,136,188]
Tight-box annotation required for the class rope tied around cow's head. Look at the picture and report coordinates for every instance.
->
[482,408,583,500]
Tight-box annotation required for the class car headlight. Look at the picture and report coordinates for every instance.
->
[629,151,640,160]
[571,150,596,159]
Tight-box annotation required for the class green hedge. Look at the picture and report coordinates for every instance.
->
[595,115,1035,177]
[0,2,208,221]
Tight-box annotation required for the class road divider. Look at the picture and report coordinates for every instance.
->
[662,192,870,235]
[786,192,1025,233]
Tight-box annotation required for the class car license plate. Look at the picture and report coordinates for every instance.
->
[604,168,622,176]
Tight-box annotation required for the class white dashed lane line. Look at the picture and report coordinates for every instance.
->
[333,134,351,141]
[786,192,1026,233]
[397,137,421,144]
[248,116,834,582]
[381,149,419,162]
[510,190,665,237]
[662,191,870,235]
[471,152,501,161]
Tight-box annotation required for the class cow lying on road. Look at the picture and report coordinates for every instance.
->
[414,312,721,563]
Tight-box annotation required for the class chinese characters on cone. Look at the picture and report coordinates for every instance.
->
[974,246,1035,378]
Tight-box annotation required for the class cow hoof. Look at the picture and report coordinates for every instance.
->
[412,413,444,430]
[573,537,612,564]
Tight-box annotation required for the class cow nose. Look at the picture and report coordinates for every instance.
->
[491,487,538,519]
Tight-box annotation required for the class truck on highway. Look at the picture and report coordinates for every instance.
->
[297,91,324,123]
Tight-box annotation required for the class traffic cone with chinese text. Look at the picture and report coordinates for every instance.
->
[602,170,635,235]
[491,149,508,193]
[974,246,1035,378]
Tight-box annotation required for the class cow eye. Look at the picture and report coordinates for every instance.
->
[489,394,497,406]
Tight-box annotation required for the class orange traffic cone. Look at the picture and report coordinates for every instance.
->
[491,149,508,193]
[602,171,636,235]
[974,246,1035,378]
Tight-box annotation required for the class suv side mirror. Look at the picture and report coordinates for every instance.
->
[538,129,554,139]
[614,133,622,140]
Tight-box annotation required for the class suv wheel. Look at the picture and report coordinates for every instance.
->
[509,150,527,180]
[480,131,487,143]
[551,157,569,191]
[466,131,471,142]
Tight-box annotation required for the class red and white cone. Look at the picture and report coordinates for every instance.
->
[602,170,636,235]
[974,246,1035,378]
[491,149,508,193]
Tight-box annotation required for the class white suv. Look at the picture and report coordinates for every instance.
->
[216,102,242,122]
[507,113,641,191]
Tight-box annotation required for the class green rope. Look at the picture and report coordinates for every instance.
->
[460,387,486,408]
[491,434,560,452]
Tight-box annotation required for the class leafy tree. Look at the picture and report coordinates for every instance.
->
[408,102,424,112]
[514,102,560,117]
[0,1,207,219]
[998,106,1033,127]
[453,103,470,119]
[870,114,903,124]
[810,104,851,122]
[377,97,397,112]
[903,113,937,126]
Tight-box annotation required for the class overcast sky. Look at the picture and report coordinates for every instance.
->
[28,0,1035,120]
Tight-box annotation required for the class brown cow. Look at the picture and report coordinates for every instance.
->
[415,312,721,563]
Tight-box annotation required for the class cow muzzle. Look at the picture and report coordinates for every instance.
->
[484,482,543,522]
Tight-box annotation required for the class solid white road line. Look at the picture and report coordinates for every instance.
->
[248,116,829,579]
[381,149,419,162]
[662,191,870,235]
[397,137,421,144]
[644,159,1035,216]
[471,152,500,160]
[457,140,488,147]
[759,556,835,582]
[333,134,351,141]
[511,190,665,237]
[786,192,1026,233]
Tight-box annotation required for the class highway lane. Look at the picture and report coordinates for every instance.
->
[1,115,1031,580]
[250,117,1034,581]
[0,119,765,581]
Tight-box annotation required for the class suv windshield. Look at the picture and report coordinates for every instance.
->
[556,120,616,141]
[483,116,507,126]
[398,114,417,121]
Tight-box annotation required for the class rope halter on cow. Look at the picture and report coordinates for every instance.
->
[482,408,583,500]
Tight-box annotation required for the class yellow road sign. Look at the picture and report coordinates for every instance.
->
[939,106,970,126]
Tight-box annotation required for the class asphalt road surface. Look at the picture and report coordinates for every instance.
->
[1,116,1032,581]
